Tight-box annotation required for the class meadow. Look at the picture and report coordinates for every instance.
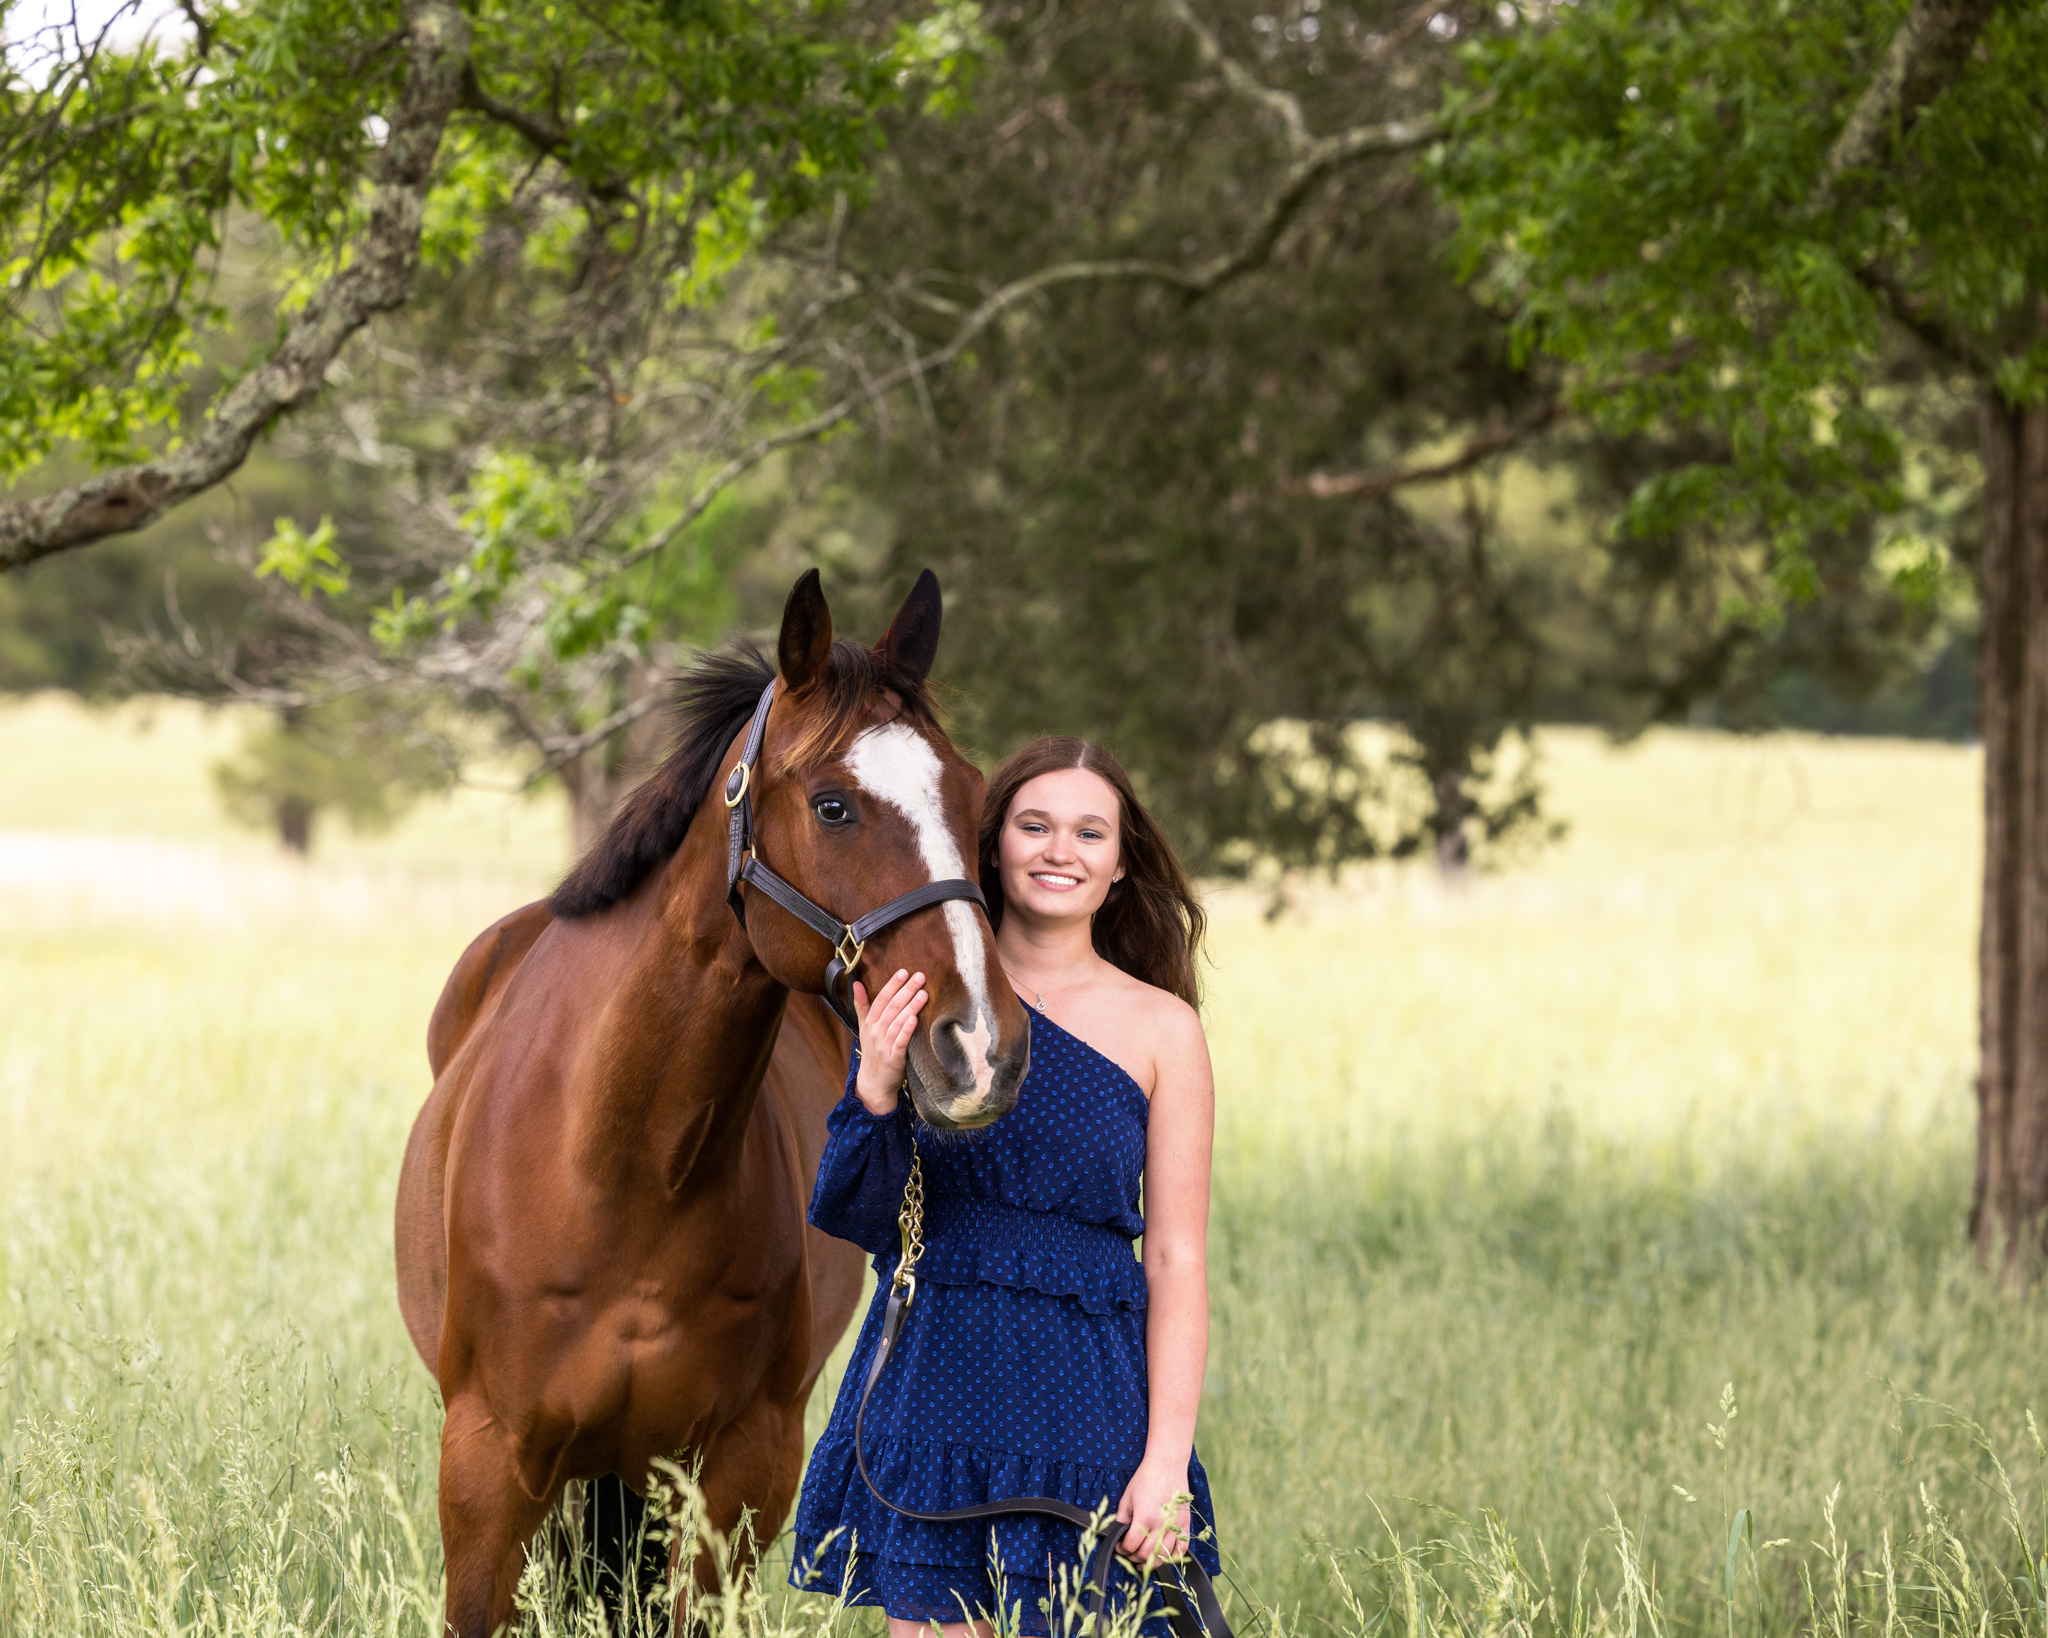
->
[2,692,2040,1638]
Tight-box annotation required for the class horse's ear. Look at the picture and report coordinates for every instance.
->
[876,568,942,682]
[778,569,834,691]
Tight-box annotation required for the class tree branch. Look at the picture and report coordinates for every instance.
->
[1819,0,2000,193]
[1853,260,1994,372]
[0,0,471,573]
[1161,0,1435,295]
[1163,0,1312,153]
[459,64,634,204]
[609,10,1435,574]
[521,690,667,787]
[1295,402,1565,500]
[1293,341,1704,501]
[1183,114,1437,296]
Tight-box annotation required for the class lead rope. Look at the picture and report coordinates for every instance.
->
[850,1112,1238,1638]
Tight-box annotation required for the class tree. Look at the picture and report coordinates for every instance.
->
[0,0,966,569]
[2,0,987,847]
[1436,0,2048,1259]
[213,694,453,853]
[770,0,1962,879]
[767,0,1572,876]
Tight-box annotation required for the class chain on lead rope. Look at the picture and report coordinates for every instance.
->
[892,1113,926,1305]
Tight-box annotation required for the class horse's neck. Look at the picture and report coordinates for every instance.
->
[569,816,786,1194]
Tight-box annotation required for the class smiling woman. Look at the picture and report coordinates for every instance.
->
[788,734,1221,1638]
[979,739,1205,1013]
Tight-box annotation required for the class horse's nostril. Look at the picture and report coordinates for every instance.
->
[930,1018,970,1082]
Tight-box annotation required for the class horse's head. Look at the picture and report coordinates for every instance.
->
[738,569,1030,1131]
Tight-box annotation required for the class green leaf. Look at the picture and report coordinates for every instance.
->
[255,516,349,602]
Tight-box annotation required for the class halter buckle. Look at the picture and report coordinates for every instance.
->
[835,927,866,973]
[723,761,750,809]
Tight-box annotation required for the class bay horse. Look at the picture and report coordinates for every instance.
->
[394,569,1033,1636]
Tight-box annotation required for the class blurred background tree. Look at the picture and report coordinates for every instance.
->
[0,0,980,846]
[0,0,1999,884]
[212,694,454,853]
[1438,0,2046,1257]
[761,0,1976,877]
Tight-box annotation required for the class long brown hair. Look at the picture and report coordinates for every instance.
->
[977,737,1206,1009]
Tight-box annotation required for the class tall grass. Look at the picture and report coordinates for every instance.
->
[2,701,2034,1638]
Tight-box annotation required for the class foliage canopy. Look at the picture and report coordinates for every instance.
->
[0,0,975,564]
[1438,0,2048,602]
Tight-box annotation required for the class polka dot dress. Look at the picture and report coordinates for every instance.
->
[789,1008,1222,1635]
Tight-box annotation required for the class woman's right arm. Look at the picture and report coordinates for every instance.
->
[805,968,928,1257]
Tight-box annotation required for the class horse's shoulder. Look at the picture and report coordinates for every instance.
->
[427,900,556,1079]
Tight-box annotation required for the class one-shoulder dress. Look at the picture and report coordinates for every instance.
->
[789,1007,1223,1634]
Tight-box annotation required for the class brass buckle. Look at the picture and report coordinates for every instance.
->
[891,1269,917,1308]
[723,760,750,808]
[834,927,865,973]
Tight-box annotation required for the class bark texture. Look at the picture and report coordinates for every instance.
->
[1820,0,2002,188]
[1973,390,2048,1265]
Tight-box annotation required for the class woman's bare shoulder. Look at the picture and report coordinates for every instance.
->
[1098,965,1206,1053]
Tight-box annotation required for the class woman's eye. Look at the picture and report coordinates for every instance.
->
[813,798,852,827]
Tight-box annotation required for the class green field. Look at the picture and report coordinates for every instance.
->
[3,693,2040,1638]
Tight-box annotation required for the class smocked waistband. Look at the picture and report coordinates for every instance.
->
[880,1191,1147,1314]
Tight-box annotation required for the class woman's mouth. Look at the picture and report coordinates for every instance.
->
[1029,872,1082,892]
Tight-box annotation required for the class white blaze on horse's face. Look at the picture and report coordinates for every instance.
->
[844,722,998,1103]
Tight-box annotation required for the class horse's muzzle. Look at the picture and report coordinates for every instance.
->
[904,1012,1029,1132]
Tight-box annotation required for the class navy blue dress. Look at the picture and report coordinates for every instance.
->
[789,1008,1222,1634]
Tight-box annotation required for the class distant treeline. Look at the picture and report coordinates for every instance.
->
[0,521,1979,745]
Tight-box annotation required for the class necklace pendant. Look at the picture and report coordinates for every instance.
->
[1034,991,1047,1014]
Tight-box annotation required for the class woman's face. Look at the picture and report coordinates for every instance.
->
[997,768,1125,925]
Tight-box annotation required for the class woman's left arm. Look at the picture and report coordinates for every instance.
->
[1117,1000,1215,1563]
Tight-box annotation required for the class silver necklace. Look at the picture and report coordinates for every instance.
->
[1033,991,1048,1014]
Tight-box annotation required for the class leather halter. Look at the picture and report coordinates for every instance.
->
[724,677,988,1033]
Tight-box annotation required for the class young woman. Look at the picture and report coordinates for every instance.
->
[789,736,1220,1638]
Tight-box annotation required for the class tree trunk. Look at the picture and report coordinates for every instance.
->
[1972,390,2048,1267]
[277,795,314,855]
[1433,766,1471,875]
[560,668,670,857]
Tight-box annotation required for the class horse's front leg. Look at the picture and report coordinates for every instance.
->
[661,1390,807,1621]
[439,1394,557,1638]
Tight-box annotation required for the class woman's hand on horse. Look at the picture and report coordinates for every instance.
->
[852,969,927,1116]
[1114,1460,1193,1564]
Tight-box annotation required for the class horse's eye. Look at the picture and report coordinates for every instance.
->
[813,797,853,828]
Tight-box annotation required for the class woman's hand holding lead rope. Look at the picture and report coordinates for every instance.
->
[1116,1461,1195,1565]
[851,968,928,1117]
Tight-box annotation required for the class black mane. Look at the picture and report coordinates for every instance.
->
[547,637,937,919]
[547,642,775,919]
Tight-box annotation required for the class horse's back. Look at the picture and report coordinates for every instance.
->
[397,900,556,1369]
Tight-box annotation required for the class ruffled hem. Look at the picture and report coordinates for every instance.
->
[795,1427,1126,1571]
[792,1428,1222,1581]
[788,1542,1204,1638]
[891,1192,1148,1315]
